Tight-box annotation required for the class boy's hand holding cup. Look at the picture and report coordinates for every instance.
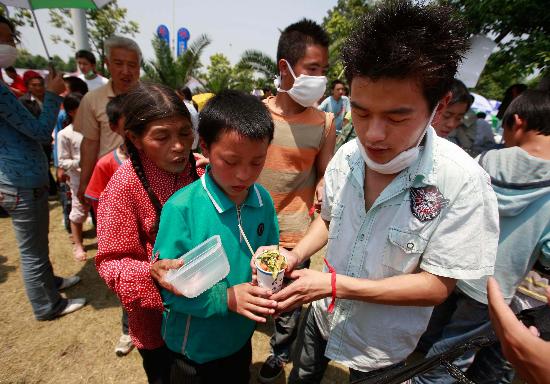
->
[252,246,298,293]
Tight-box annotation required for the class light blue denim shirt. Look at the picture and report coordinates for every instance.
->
[0,82,62,188]
[312,127,499,372]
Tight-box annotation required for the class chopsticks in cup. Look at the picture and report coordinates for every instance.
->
[238,224,255,258]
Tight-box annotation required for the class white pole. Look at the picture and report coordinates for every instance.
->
[71,8,90,51]
[171,0,175,54]
[30,9,51,59]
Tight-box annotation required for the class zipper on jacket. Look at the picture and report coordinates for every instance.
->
[236,204,243,242]
[181,314,192,355]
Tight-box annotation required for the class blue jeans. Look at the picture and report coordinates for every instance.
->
[414,291,513,384]
[0,183,65,320]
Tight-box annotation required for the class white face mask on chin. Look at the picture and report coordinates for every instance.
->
[275,59,327,108]
[0,44,17,68]
[357,106,438,175]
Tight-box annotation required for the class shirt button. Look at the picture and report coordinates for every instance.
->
[360,234,365,241]
[407,242,414,250]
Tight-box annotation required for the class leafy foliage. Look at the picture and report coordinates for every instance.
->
[198,53,256,94]
[48,1,139,73]
[238,49,277,89]
[322,0,370,81]
[141,34,211,90]
[442,0,550,97]
[14,49,76,72]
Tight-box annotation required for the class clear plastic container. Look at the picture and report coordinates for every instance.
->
[165,235,230,298]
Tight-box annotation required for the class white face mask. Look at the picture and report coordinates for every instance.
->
[275,59,327,107]
[0,44,17,68]
[357,107,438,175]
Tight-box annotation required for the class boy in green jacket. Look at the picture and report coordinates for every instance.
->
[154,90,279,383]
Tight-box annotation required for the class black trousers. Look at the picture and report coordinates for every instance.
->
[138,345,173,384]
[171,339,252,384]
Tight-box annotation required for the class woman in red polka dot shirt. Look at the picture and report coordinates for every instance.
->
[95,83,199,384]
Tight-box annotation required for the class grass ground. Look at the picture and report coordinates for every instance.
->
[0,200,347,383]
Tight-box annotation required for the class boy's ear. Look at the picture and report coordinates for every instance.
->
[199,138,209,158]
[512,114,527,132]
[434,92,451,121]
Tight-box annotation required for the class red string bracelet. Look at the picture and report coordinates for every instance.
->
[323,257,336,313]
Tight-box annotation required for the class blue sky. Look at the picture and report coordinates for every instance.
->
[13,0,338,65]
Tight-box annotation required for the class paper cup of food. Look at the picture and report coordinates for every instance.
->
[255,249,287,293]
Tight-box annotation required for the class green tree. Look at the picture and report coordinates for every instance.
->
[199,53,256,93]
[443,0,550,97]
[48,1,139,72]
[322,0,370,81]
[199,53,233,94]
[14,49,75,72]
[142,34,211,90]
[238,49,277,89]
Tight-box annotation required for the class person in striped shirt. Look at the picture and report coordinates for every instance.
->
[257,19,336,383]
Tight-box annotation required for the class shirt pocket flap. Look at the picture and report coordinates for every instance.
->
[388,227,428,254]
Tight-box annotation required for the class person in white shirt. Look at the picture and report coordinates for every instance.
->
[177,86,200,149]
[252,1,500,382]
[57,93,89,261]
[75,49,108,91]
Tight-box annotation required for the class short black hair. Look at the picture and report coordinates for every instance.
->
[63,76,88,95]
[497,83,528,119]
[63,92,83,114]
[277,19,329,67]
[476,112,487,119]
[5,66,16,74]
[178,86,192,101]
[342,0,469,110]
[75,50,97,65]
[502,90,550,136]
[0,15,15,33]
[199,90,274,147]
[331,79,344,90]
[106,94,126,125]
[449,79,473,108]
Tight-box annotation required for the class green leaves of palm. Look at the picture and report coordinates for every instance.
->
[142,33,211,89]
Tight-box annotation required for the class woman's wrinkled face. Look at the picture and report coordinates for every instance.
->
[130,116,194,174]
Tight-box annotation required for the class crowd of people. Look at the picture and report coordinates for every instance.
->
[1,1,549,383]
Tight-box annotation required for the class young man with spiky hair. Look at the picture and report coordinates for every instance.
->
[254,1,499,381]
[256,18,336,383]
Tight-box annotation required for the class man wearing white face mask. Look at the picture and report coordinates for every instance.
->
[253,1,500,382]
[256,19,336,383]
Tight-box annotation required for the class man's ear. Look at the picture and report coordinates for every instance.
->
[199,138,209,158]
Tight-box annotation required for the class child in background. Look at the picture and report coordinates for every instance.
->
[154,90,279,383]
[95,83,199,384]
[85,94,127,214]
[84,95,134,357]
[57,92,89,261]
